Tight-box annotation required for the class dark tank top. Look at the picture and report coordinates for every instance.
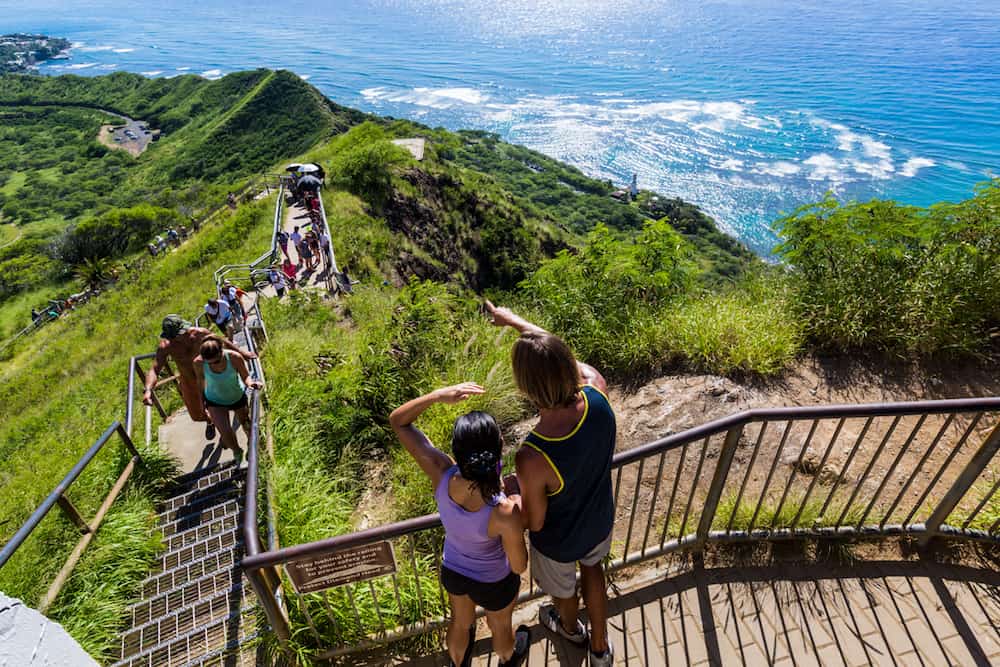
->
[524,385,616,562]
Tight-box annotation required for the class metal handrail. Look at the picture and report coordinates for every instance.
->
[240,393,1000,654]
[0,351,176,612]
[242,396,1000,572]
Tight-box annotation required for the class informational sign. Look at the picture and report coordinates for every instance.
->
[285,541,397,594]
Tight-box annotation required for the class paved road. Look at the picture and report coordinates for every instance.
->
[100,109,154,156]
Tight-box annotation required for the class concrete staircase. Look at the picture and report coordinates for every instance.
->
[112,462,259,667]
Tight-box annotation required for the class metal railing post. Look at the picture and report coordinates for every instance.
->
[919,420,1000,546]
[694,424,744,551]
[246,568,291,642]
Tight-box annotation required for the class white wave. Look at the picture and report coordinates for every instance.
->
[298,73,311,81]
[97,64,118,70]
[718,158,744,171]
[803,154,851,182]
[202,69,223,79]
[71,41,85,48]
[66,63,98,70]
[176,66,191,71]
[900,157,935,177]
[78,45,115,52]
[112,47,135,53]
[364,86,488,108]
[754,161,801,178]
[141,70,163,77]
[860,137,891,160]
[944,160,970,172]
[849,158,894,179]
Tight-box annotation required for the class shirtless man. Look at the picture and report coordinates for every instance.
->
[142,314,257,439]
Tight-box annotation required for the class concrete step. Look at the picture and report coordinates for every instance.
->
[159,529,241,572]
[169,461,239,489]
[156,486,242,525]
[163,466,245,502]
[160,500,241,538]
[164,512,241,553]
[176,633,261,667]
[158,476,243,516]
[114,592,256,665]
[141,550,239,600]
[129,567,244,628]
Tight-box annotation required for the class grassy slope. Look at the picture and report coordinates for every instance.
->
[0,199,274,658]
[0,70,363,336]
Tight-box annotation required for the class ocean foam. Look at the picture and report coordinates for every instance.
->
[141,70,163,76]
[755,161,801,178]
[202,69,223,79]
[367,86,488,108]
[176,66,191,71]
[66,63,98,70]
[78,45,115,52]
[900,157,935,177]
[112,48,135,53]
[803,154,850,182]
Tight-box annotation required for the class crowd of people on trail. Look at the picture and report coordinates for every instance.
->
[27,283,115,328]
[390,302,617,667]
[148,225,193,257]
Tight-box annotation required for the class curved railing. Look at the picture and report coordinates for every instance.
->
[241,394,1000,658]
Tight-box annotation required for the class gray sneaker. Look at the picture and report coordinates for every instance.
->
[539,605,588,646]
[589,641,614,666]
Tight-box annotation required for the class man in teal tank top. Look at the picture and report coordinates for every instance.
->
[486,302,616,667]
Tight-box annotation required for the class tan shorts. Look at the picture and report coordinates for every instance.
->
[530,531,613,599]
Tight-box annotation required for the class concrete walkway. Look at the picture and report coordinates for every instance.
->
[395,558,1000,666]
[157,406,248,475]
[279,196,335,291]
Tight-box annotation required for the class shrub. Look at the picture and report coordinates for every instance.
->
[518,220,695,376]
[775,182,1000,355]
[326,122,410,208]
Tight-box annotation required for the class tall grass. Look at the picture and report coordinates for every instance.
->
[667,274,803,376]
[711,492,866,532]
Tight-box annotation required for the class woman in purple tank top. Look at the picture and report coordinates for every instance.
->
[391,383,530,667]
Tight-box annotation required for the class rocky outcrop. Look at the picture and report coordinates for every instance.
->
[0,593,98,666]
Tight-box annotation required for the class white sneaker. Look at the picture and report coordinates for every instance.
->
[589,641,614,666]
[539,605,588,646]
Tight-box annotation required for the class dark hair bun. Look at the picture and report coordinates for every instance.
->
[460,449,498,476]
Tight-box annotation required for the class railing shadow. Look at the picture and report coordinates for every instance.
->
[395,558,1000,666]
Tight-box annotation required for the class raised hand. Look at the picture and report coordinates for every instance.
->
[484,300,545,334]
[484,300,518,328]
[434,382,485,404]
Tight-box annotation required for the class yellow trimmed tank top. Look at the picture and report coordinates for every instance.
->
[523,384,616,562]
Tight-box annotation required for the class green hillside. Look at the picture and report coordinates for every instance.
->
[0,70,364,321]
[0,70,996,662]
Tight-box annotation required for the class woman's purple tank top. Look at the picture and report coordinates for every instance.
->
[435,466,511,583]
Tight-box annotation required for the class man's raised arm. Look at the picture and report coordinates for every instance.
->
[484,300,546,335]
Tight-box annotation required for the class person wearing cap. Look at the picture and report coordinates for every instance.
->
[222,280,248,322]
[143,315,257,440]
[204,298,232,337]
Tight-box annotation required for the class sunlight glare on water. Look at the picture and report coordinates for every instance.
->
[5,0,998,254]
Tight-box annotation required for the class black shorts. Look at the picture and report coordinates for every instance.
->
[440,565,519,612]
[204,393,248,410]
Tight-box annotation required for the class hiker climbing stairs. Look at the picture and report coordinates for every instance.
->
[111,461,259,667]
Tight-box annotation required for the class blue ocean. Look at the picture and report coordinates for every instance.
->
[4,0,998,254]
